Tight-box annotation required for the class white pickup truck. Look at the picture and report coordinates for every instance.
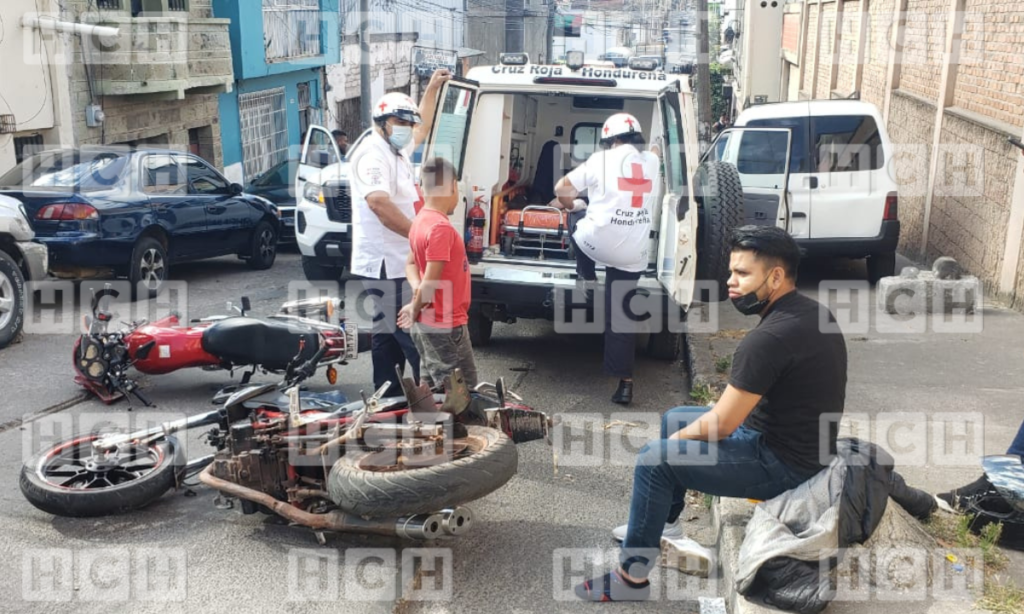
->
[0,194,48,348]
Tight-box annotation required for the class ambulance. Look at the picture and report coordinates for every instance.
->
[298,51,793,358]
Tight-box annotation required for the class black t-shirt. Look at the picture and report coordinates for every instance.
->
[729,291,848,475]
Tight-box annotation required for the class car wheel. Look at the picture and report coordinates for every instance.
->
[130,237,168,299]
[867,252,896,285]
[0,250,26,349]
[247,221,277,271]
[301,256,344,282]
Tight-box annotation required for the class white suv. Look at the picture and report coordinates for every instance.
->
[716,100,900,282]
[0,194,48,348]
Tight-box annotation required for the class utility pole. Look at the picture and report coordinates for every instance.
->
[359,0,372,130]
[546,0,554,64]
[696,0,712,145]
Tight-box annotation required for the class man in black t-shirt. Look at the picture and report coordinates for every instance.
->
[576,225,848,602]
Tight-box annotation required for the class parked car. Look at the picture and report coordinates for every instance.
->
[716,100,900,283]
[0,194,48,348]
[246,158,300,243]
[0,148,281,297]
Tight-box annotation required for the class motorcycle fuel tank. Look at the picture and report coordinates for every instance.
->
[126,315,222,374]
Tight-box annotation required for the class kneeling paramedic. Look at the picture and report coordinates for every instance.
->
[553,112,660,406]
[575,226,849,601]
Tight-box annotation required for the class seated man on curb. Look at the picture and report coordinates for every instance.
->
[575,225,849,601]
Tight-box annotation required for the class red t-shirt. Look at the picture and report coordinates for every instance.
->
[409,208,471,328]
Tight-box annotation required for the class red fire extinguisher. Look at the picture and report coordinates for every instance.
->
[467,197,486,264]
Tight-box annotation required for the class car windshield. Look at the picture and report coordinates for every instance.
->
[0,151,128,191]
[252,160,298,187]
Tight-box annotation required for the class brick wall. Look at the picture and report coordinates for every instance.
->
[952,0,1024,130]
[898,0,946,101]
[783,13,801,53]
[836,1,861,95]
[860,0,894,109]
[801,3,820,95]
[816,1,838,97]
[927,113,1018,284]
[887,92,936,262]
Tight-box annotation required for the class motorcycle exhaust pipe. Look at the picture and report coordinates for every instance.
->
[440,507,473,536]
[396,513,446,540]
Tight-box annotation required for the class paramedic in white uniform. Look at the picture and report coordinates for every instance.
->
[553,112,660,405]
[349,69,450,395]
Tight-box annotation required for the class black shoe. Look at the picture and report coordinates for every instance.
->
[612,380,633,405]
[937,474,994,512]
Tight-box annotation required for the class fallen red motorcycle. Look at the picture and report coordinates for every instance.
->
[23,341,553,541]
[74,288,370,408]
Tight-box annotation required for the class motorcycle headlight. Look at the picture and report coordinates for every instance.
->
[304,183,325,207]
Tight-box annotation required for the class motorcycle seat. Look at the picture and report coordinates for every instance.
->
[201,317,320,371]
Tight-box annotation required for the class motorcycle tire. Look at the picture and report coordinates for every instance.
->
[327,426,517,518]
[20,434,185,518]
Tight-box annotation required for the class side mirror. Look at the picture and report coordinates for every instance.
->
[241,296,252,315]
[230,183,244,196]
[135,340,156,361]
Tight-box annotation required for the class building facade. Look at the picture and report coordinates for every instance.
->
[0,0,75,175]
[214,0,340,184]
[1,0,234,174]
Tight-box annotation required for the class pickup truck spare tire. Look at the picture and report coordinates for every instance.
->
[695,160,745,302]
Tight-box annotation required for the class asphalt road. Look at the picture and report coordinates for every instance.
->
[0,249,699,614]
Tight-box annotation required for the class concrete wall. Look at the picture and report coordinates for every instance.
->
[325,34,417,138]
[0,0,75,174]
[859,0,894,109]
[792,0,1024,308]
[61,0,226,169]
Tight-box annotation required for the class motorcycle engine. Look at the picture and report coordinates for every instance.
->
[209,421,292,510]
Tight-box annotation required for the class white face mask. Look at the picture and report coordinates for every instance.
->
[388,125,413,149]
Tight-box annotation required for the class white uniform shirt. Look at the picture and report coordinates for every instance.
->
[566,145,660,273]
[348,131,419,279]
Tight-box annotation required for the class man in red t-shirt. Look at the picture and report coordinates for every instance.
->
[398,157,478,388]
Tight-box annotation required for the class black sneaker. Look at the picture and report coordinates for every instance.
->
[937,474,995,512]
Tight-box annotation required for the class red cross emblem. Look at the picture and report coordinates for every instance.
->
[603,125,610,135]
[378,101,388,112]
[618,162,652,208]
[624,117,635,129]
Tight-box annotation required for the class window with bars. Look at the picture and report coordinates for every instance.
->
[14,135,45,164]
[238,88,289,182]
[97,0,123,9]
[263,0,322,62]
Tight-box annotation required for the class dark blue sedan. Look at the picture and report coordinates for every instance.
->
[0,149,281,296]
[245,158,299,243]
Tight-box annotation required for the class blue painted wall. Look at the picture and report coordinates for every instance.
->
[214,0,337,180]
[213,0,340,81]
[218,72,323,177]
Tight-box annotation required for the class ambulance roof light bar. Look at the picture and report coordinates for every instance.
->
[500,53,529,65]
[628,58,659,71]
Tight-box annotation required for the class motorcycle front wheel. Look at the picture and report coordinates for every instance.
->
[328,426,517,518]
[20,434,185,517]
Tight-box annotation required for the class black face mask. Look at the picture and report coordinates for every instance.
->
[731,274,774,316]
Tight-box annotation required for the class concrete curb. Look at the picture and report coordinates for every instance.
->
[684,302,721,398]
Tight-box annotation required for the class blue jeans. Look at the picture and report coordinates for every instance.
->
[1009,419,1024,457]
[620,407,819,578]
